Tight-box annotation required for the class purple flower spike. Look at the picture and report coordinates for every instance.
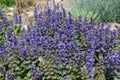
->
[62,75,69,80]
[6,72,14,80]
[29,63,36,69]
[32,70,42,78]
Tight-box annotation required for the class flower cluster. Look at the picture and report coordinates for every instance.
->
[5,72,15,80]
[0,0,120,80]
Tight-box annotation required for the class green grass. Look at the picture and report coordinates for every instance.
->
[0,0,14,9]
[67,0,120,22]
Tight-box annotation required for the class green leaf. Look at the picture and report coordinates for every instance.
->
[0,73,3,77]
[66,65,72,69]
[62,70,68,76]
[45,75,51,79]
[51,76,57,79]
[27,72,31,78]
[114,78,120,80]
[17,76,22,80]
[44,72,50,76]
[69,75,76,80]
[38,56,44,63]
[15,67,21,71]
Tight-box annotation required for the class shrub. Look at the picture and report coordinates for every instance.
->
[0,1,120,80]
[67,0,120,22]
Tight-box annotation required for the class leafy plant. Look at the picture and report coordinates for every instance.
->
[0,10,21,46]
[0,0,14,9]
[66,1,100,21]
[67,0,120,22]
[0,1,120,80]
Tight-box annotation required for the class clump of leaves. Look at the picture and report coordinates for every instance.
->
[67,0,120,22]
[0,0,14,9]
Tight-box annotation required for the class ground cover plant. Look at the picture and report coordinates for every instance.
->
[0,1,120,80]
[67,0,120,22]
[0,0,14,9]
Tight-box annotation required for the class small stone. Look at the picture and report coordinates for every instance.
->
[27,11,34,17]
[6,12,13,16]
[5,12,14,22]
[22,25,28,30]
[8,7,14,11]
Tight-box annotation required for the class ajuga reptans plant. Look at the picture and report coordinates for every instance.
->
[0,0,120,80]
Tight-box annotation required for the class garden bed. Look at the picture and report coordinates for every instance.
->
[0,0,120,80]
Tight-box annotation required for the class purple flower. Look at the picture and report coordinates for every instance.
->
[0,9,3,19]
[6,29,12,39]
[62,8,66,18]
[113,50,120,69]
[57,42,66,50]
[0,43,5,54]
[54,64,61,70]
[56,42,66,54]
[29,63,36,69]
[32,70,42,78]
[2,17,10,27]
[5,72,14,80]
[62,75,69,80]
[13,13,21,24]
[85,49,94,78]
[13,12,17,22]
[0,25,2,31]
[78,15,82,22]
[20,48,27,57]
[18,15,22,24]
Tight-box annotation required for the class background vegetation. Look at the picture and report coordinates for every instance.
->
[67,0,120,22]
[0,0,14,9]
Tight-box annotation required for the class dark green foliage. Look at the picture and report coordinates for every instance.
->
[0,0,14,8]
